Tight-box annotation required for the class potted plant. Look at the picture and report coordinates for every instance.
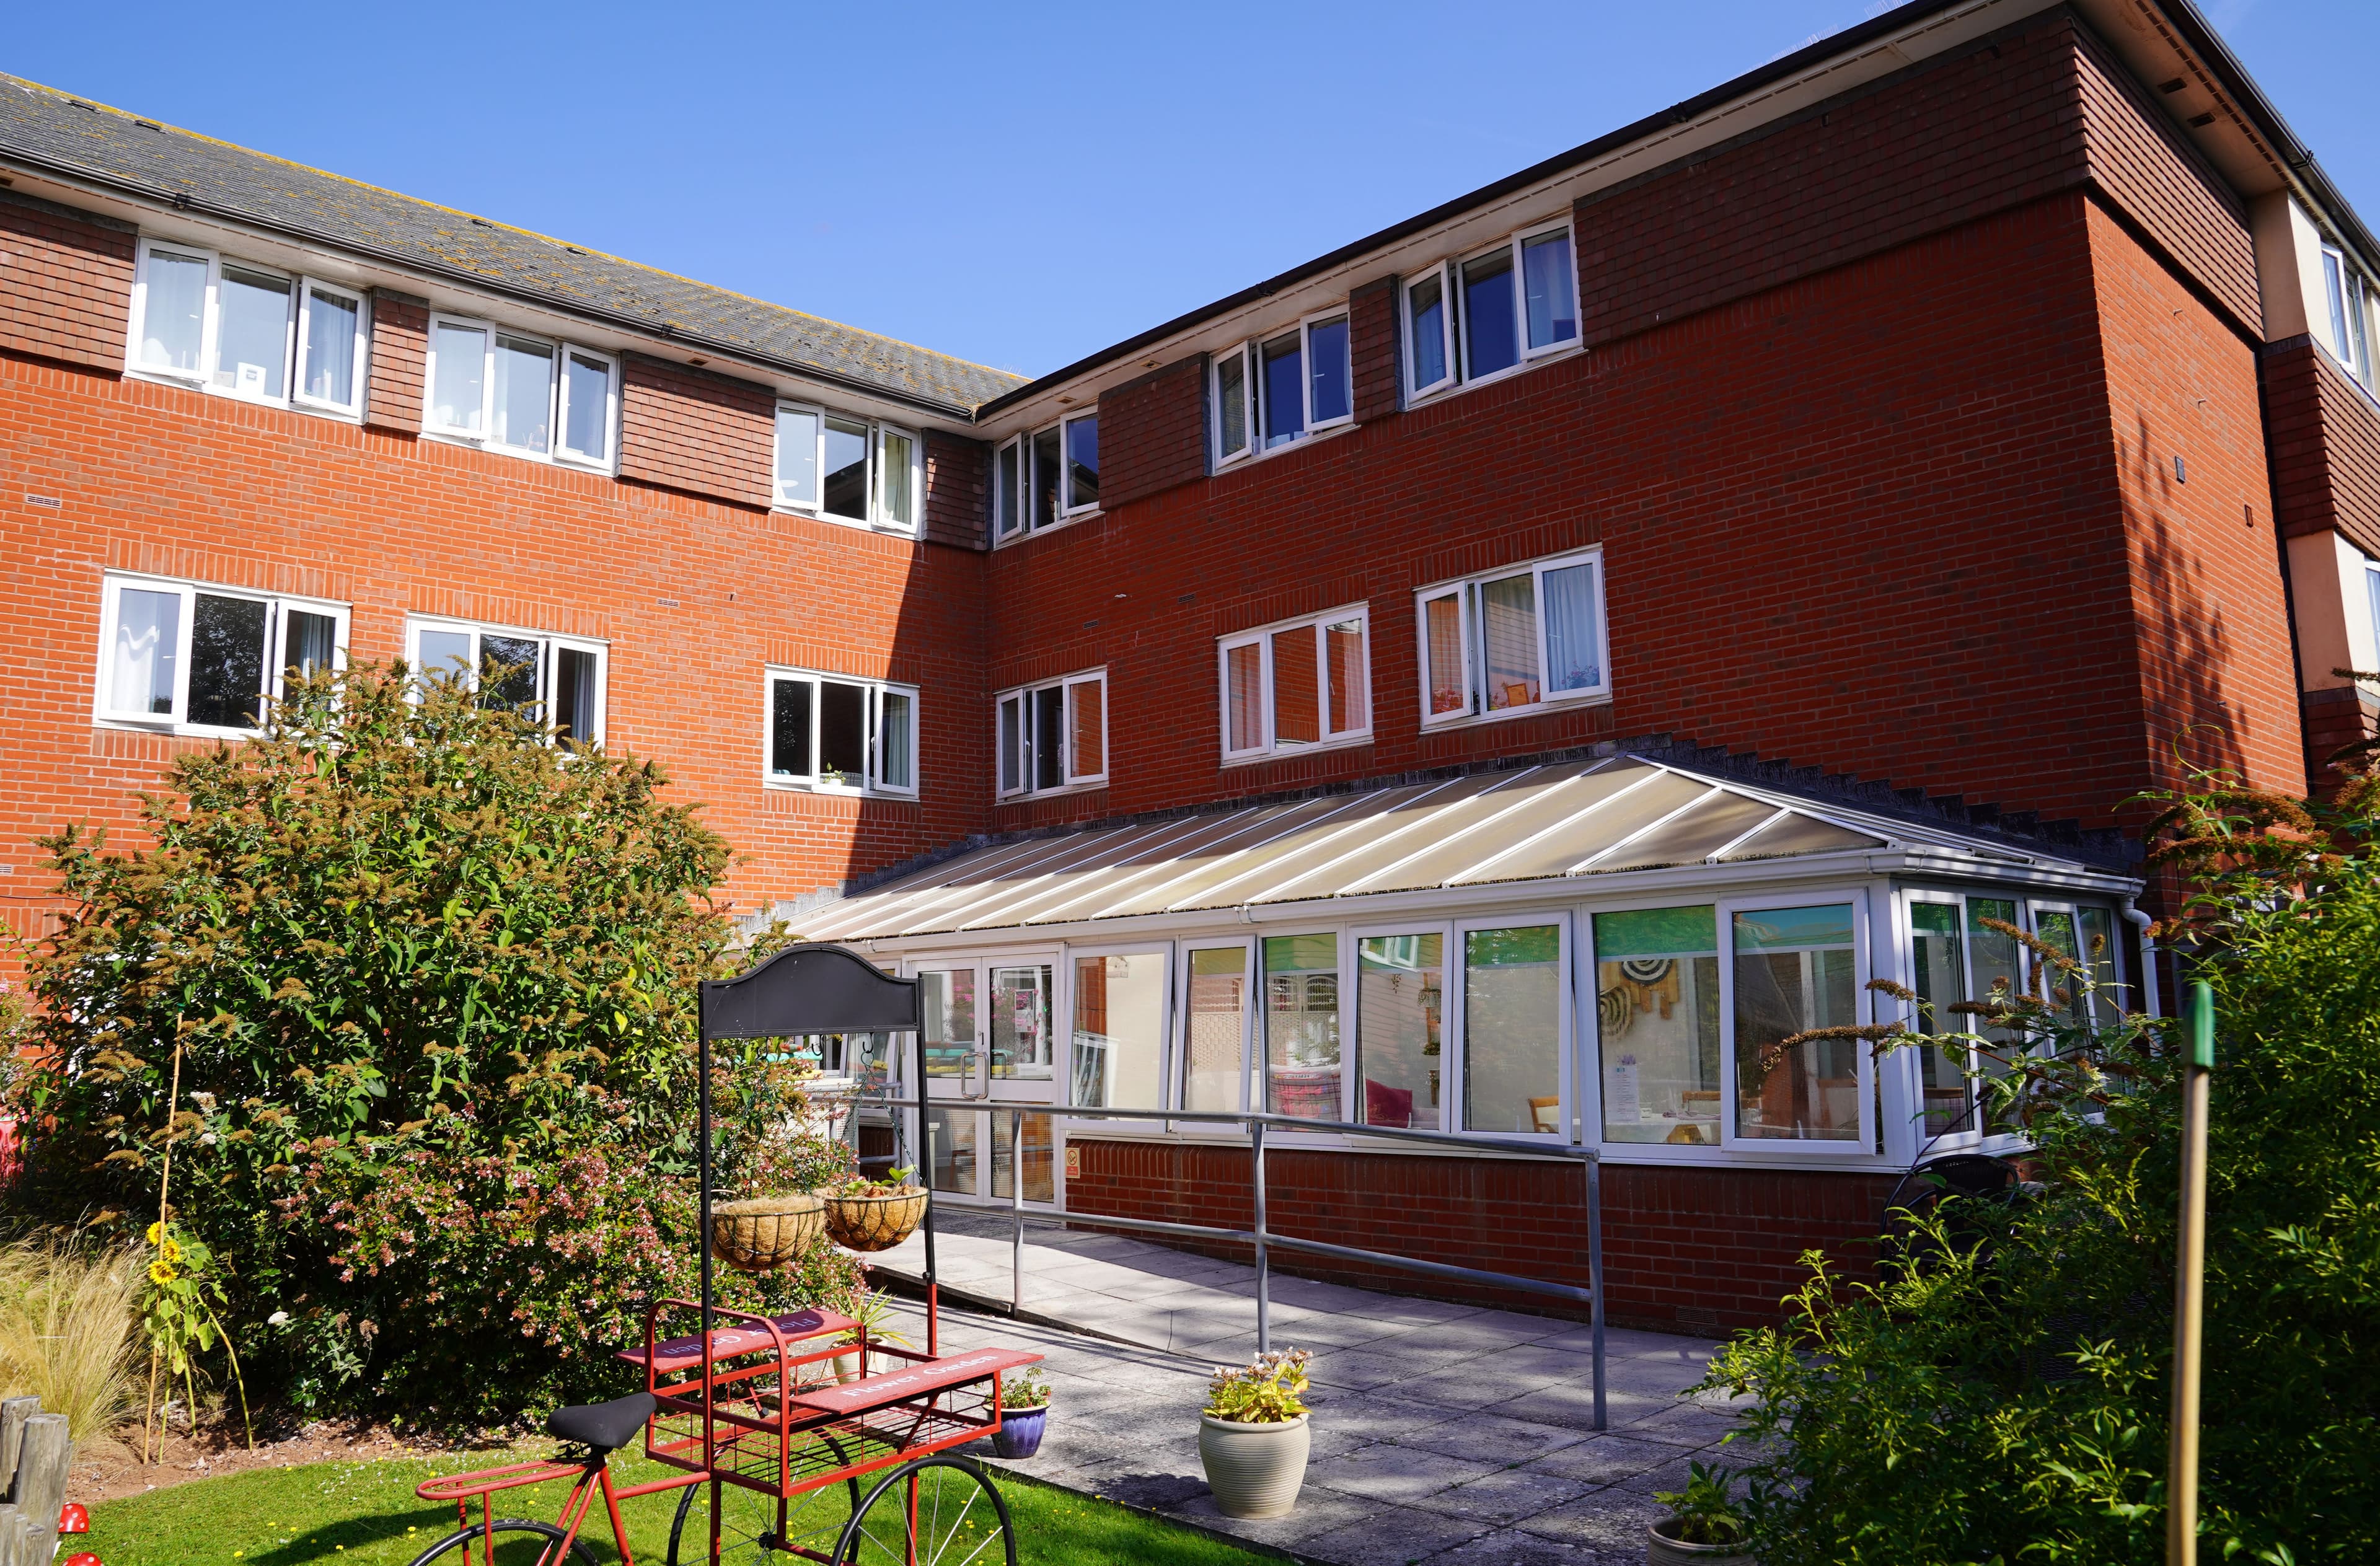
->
[992,1366,1051,1459]
[1649,1460,1755,1565]
[829,1282,912,1383]
[819,1166,928,1252]
[1197,1350,1311,1519]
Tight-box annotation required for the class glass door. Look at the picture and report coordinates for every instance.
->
[987,961,1057,1203]
[914,965,985,1198]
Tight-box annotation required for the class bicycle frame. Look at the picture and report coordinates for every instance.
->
[416,1451,701,1566]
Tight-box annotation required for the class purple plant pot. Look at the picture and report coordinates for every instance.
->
[992,1406,1047,1459]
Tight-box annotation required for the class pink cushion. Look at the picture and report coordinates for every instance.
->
[1364,1079,1413,1127]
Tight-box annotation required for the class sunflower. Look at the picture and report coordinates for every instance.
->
[148,1258,177,1285]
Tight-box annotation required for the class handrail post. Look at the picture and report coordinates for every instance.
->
[1251,1117,1270,1357]
[1586,1153,1606,1433]
[1011,1106,1026,1316]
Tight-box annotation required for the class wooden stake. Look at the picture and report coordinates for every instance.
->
[2167,980,2215,1566]
[141,1034,185,1467]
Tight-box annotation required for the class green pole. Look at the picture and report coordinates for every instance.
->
[2167,980,2215,1566]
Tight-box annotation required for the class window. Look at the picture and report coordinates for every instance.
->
[2321,247,2373,386]
[126,238,369,416]
[1732,904,1861,1143]
[1063,413,1099,514]
[772,403,922,530]
[423,313,616,467]
[1355,931,1445,1130]
[995,670,1107,797]
[1212,309,1354,468]
[1219,606,1370,760]
[1416,547,1608,724]
[406,618,607,744]
[1181,943,1251,1112]
[1403,221,1577,399]
[1263,934,1341,1121]
[992,423,1082,537]
[1070,951,1169,1111]
[1594,906,1722,1146]
[97,574,347,734]
[764,667,917,794]
[1460,922,1566,1136]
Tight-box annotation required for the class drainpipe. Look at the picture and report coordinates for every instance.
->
[2123,898,2162,1019]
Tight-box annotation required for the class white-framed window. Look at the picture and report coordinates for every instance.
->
[1211,307,1353,468]
[765,667,919,795]
[2321,245,2374,387]
[1415,546,1609,726]
[95,572,348,735]
[995,669,1108,798]
[405,617,607,744]
[1716,895,1871,1151]
[1177,938,1255,1115]
[125,237,369,416]
[423,313,617,470]
[1403,219,1578,400]
[1451,914,1572,1140]
[994,423,1077,539]
[772,403,922,530]
[1218,604,1371,761]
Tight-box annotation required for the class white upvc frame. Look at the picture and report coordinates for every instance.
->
[1404,216,1581,403]
[1894,887,1985,1156]
[1414,545,1611,729]
[1712,890,1875,1157]
[1209,302,1355,472]
[768,402,921,533]
[125,237,371,419]
[1347,919,1456,1135]
[421,311,618,472]
[1447,910,1575,1143]
[2320,245,2374,387]
[403,616,609,744]
[875,421,923,532]
[94,571,351,735]
[1401,261,1457,402]
[1253,926,1357,1127]
[1577,894,1729,1154]
[990,424,1075,540]
[1061,939,1177,1127]
[1217,603,1373,763]
[1301,306,1355,434]
[762,664,921,797]
[995,669,1109,799]
[992,431,1027,539]
[1173,934,1256,1128]
[1059,410,1101,519]
[1210,341,1256,470]
[774,401,825,510]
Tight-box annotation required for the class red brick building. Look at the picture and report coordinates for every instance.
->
[6,0,2378,1329]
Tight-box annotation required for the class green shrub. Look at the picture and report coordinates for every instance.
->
[7,663,861,1422]
[1703,780,2380,1564]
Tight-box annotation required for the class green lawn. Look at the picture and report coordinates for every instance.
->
[89,1449,1272,1566]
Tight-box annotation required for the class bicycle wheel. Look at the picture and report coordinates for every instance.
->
[833,1456,1015,1566]
[668,1432,863,1564]
[407,1518,604,1565]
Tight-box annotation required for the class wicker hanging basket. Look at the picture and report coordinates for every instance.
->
[822,1187,928,1252]
[710,1192,827,1273]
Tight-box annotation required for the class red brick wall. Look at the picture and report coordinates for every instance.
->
[364,289,427,435]
[1064,1138,1891,1330]
[617,353,774,510]
[1350,276,1399,426]
[0,352,993,923]
[1096,356,1207,512]
[923,431,987,550]
[2265,337,2380,560]
[0,191,134,373]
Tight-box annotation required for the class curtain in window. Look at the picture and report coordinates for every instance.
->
[1480,575,1538,710]
[1425,594,1465,715]
[1326,620,1367,734]
[1463,925,1560,1133]
[302,288,359,405]
[139,250,208,372]
[1271,627,1319,744]
[1069,680,1103,776]
[1541,562,1601,693]
[1264,935,1339,1120]
[1357,933,1440,1129]
[112,588,182,715]
[1227,643,1264,750]
[1183,948,1246,1111]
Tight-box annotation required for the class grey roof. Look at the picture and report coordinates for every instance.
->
[0,75,1024,416]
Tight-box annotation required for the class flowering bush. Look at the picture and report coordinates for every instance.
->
[8,664,862,1421]
[1204,1350,1310,1424]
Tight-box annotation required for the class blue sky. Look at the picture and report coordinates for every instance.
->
[8,1,2374,377]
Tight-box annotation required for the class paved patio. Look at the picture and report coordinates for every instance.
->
[866,1207,1753,1564]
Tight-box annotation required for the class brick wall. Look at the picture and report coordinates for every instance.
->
[1064,1138,1892,1330]
[617,353,774,510]
[1096,355,1207,512]
[364,289,427,434]
[2265,336,2380,560]
[0,190,134,373]
[923,431,988,550]
[1350,276,1399,426]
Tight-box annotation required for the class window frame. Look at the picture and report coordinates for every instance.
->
[761,665,920,797]
[125,237,372,420]
[1216,603,1373,763]
[1403,216,1581,405]
[992,425,1075,540]
[994,668,1109,799]
[1062,940,1178,1128]
[1713,891,1874,1157]
[1300,307,1354,434]
[1447,910,1574,1144]
[1211,343,1256,470]
[1413,545,1611,729]
[402,615,609,746]
[93,571,351,736]
[420,310,618,472]
[1173,935,1257,1125]
[1402,262,1457,401]
[1349,918,1455,1135]
[553,343,621,467]
[1059,411,1101,519]
[774,400,826,511]
[291,275,370,417]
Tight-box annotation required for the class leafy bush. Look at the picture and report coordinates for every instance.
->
[7,664,861,1422]
[1703,778,2380,1564]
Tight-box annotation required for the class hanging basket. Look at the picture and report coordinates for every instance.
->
[711,1193,827,1273]
[822,1187,928,1252]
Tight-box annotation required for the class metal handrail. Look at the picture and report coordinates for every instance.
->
[834,1093,1607,1430]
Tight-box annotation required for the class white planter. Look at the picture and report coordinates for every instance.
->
[1197,1412,1310,1519]
[1647,1518,1756,1566]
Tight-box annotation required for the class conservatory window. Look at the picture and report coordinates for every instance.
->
[1593,906,1722,1145]
[1461,922,1564,1136]
[1071,951,1169,1111]
[1181,945,1250,1113]
[1355,932,1443,1130]
[1263,935,1341,1122]
[1732,904,1861,1143]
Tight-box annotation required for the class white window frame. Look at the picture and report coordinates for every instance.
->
[1302,307,1355,434]
[1402,262,1457,402]
[93,571,350,736]
[554,343,621,467]
[762,666,921,797]
[125,237,371,420]
[1713,892,1874,1158]
[421,312,617,473]
[993,431,1028,539]
[995,668,1109,799]
[1173,935,1257,1125]
[1406,216,1581,403]
[774,401,825,510]
[1211,342,1255,470]
[875,421,923,532]
[1217,603,1372,762]
[403,616,609,746]
[1446,911,1574,1143]
[1059,411,1101,519]
[1348,918,1455,1135]
[2318,247,2374,387]
[774,403,922,534]
[1061,939,1178,1128]
[1414,545,1611,728]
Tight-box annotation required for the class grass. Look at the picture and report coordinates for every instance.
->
[89,1449,1277,1566]
[0,1238,141,1449]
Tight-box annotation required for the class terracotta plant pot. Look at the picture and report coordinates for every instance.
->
[1197,1412,1309,1518]
[991,1406,1047,1459]
[1647,1518,1757,1566]
[710,1192,826,1273]
[822,1187,927,1252]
